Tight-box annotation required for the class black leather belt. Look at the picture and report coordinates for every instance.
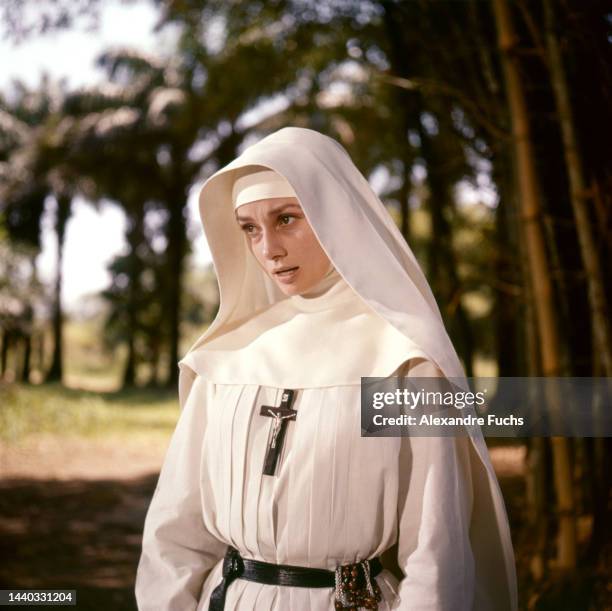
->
[208,546,383,610]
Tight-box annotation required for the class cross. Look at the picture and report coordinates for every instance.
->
[259,389,298,476]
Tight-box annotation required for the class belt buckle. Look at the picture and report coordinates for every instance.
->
[333,559,382,610]
[224,548,243,578]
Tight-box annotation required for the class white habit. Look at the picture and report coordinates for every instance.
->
[135,127,517,610]
[136,275,513,610]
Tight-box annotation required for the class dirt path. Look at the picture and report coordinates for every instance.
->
[0,438,526,610]
[0,436,168,610]
[0,435,169,481]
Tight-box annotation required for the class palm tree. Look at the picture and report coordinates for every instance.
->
[0,78,70,382]
[63,49,207,387]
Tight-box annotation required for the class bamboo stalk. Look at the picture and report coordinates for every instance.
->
[542,0,612,377]
[492,0,577,572]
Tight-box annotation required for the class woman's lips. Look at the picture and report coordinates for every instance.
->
[274,266,299,283]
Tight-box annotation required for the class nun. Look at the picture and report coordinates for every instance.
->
[135,127,517,610]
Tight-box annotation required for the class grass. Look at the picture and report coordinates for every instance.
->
[0,382,179,445]
[0,315,206,446]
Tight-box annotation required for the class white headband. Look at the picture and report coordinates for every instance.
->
[232,170,298,209]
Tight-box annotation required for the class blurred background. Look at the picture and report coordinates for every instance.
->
[0,0,610,609]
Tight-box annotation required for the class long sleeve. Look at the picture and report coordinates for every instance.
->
[391,358,475,610]
[135,374,227,610]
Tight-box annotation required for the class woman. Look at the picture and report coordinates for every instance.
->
[135,127,517,610]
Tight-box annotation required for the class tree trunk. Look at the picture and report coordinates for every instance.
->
[380,0,417,242]
[46,195,71,383]
[399,156,410,241]
[492,150,522,376]
[20,304,33,383]
[165,189,187,389]
[543,0,612,377]
[36,330,45,378]
[22,334,31,383]
[121,206,145,389]
[123,329,136,388]
[522,202,548,580]
[416,108,475,377]
[492,0,576,571]
[0,329,8,378]
[585,323,611,562]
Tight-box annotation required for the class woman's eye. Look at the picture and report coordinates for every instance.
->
[241,224,256,234]
[279,214,295,225]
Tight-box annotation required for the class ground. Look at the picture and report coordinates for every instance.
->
[0,436,165,610]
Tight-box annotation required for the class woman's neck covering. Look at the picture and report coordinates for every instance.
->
[293,263,340,300]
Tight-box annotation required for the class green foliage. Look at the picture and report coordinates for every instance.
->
[0,238,45,335]
[0,382,178,444]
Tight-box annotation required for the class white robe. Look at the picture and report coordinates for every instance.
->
[136,278,514,610]
[135,358,480,610]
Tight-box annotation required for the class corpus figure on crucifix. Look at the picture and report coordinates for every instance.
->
[135,127,517,611]
[259,389,297,475]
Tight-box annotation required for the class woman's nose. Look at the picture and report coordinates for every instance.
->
[261,229,286,259]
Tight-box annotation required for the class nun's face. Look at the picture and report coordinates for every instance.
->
[235,197,331,296]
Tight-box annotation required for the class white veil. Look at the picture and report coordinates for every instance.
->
[179,126,518,610]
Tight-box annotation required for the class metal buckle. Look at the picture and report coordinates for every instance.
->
[333,559,382,610]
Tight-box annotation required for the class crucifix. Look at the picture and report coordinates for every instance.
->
[260,389,298,476]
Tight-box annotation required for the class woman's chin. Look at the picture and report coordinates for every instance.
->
[276,283,302,296]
